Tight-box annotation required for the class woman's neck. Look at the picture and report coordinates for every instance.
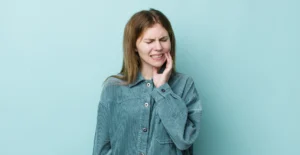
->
[140,65,161,80]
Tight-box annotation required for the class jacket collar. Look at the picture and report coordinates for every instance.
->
[128,71,146,88]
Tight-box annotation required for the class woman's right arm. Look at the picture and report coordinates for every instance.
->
[92,101,111,155]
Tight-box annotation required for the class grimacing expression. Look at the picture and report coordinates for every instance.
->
[135,23,171,69]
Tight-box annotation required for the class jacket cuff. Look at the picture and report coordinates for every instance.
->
[151,83,172,102]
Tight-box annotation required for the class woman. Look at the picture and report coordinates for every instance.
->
[93,8,202,155]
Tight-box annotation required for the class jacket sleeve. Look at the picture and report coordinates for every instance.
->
[151,76,202,150]
[92,100,112,155]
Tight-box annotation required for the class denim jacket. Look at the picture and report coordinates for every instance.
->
[92,71,202,155]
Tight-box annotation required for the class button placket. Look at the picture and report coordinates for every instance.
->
[139,85,151,154]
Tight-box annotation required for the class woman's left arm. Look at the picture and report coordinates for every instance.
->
[151,76,202,150]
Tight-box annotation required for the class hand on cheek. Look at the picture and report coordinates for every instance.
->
[152,51,173,88]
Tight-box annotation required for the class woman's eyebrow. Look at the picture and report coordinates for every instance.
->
[143,36,169,41]
[143,38,155,41]
[160,36,169,39]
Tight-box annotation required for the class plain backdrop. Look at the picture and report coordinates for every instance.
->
[0,0,299,155]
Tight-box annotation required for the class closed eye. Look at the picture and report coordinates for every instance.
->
[145,41,153,44]
[160,36,169,42]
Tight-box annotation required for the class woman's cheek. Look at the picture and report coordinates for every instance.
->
[146,45,153,52]
[163,42,171,50]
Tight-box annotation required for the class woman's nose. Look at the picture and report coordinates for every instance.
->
[154,41,162,51]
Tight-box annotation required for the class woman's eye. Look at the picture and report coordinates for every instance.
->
[146,41,153,44]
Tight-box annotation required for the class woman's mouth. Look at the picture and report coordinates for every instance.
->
[150,54,164,61]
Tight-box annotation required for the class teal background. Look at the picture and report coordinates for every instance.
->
[0,0,299,155]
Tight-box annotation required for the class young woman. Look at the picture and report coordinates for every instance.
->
[93,8,202,155]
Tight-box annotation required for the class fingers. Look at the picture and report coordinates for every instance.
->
[167,51,172,62]
[165,51,172,69]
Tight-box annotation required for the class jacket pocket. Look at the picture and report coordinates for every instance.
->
[154,115,174,144]
[111,97,142,138]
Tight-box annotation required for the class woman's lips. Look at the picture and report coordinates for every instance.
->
[151,54,164,61]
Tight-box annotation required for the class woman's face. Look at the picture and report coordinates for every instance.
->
[135,23,171,70]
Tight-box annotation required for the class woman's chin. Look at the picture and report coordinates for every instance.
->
[151,60,166,67]
[151,63,164,68]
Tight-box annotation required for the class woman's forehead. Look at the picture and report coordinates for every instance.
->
[140,24,169,39]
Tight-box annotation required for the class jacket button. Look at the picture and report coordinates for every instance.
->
[144,102,149,107]
[161,89,165,92]
[146,83,151,87]
[142,128,147,132]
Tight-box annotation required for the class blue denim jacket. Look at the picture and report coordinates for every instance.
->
[93,71,202,155]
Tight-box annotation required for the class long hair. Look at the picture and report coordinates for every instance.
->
[105,8,176,85]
